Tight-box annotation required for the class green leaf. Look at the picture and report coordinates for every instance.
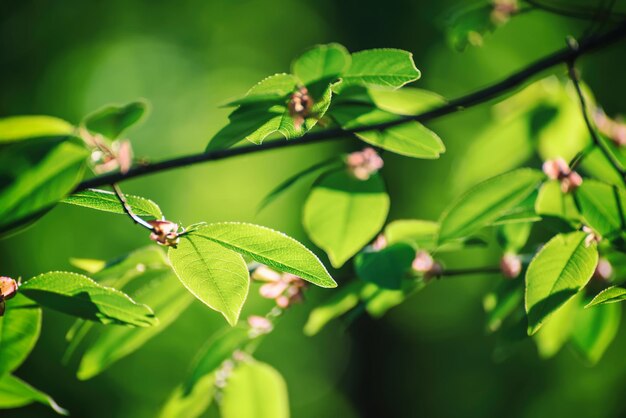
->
[304,281,364,336]
[303,170,390,268]
[83,100,149,139]
[438,169,545,243]
[446,3,497,51]
[159,374,215,418]
[365,87,446,115]
[576,179,625,237]
[0,136,89,236]
[585,286,626,308]
[291,43,351,85]
[525,232,599,335]
[208,81,332,150]
[331,104,444,158]
[0,115,74,144]
[340,49,420,89]
[20,271,157,326]
[571,301,620,364]
[221,361,290,418]
[69,258,106,274]
[355,243,415,289]
[533,293,581,358]
[63,188,163,219]
[76,271,194,380]
[258,158,342,212]
[225,74,298,107]
[384,219,439,248]
[184,327,250,392]
[483,279,524,333]
[0,374,67,415]
[0,295,41,375]
[496,222,532,252]
[361,280,425,317]
[535,180,580,222]
[168,234,249,326]
[190,222,336,288]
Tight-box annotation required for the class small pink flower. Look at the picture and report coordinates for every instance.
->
[0,276,18,317]
[412,251,442,279]
[593,258,613,281]
[371,234,387,251]
[583,225,601,247]
[288,86,313,131]
[252,266,307,309]
[260,281,289,299]
[347,147,384,180]
[148,220,180,247]
[500,253,522,279]
[542,157,582,193]
[595,109,626,147]
[247,315,274,335]
[490,0,518,24]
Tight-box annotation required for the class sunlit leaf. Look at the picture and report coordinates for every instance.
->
[533,293,581,358]
[0,374,67,415]
[571,301,620,364]
[159,374,215,418]
[340,49,420,89]
[225,74,298,107]
[0,115,74,144]
[483,279,524,333]
[0,295,41,375]
[384,219,438,248]
[355,243,415,289]
[191,222,336,288]
[168,234,249,326]
[303,170,390,268]
[576,179,625,236]
[535,180,580,222]
[221,361,290,418]
[525,232,598,335]
[438,169,544,243]
[291,43,351,85]
[20,271,157,326]
[586,286,626,308]
[304,281,363,336]
[63,188,163,219]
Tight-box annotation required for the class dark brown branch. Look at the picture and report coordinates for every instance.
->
[75,22,626,192]
[565,39,626,183]
[525,0,626,22]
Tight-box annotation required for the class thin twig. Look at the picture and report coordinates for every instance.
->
[525,0,626,22]
[111,183,154,230]
[565,37,626,183]
[74,23,626,192]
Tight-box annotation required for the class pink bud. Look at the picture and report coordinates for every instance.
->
[0,276,18,300]
[412,251,434,273]
[259,281,289,299]
[583,225,601,247]
[371,234,387,251]
[148,220,180,247]
[252,266,282,282]
[276,295,290,309]
[560,171,583,193]
[346,147,383,181]
[116,139,134,174]
[247,315,273,334]
[593,258,613,281]
[500,253,522,279]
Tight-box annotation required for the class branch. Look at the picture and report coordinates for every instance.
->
[565,38,626,183]
[75,22,626,192]
[524,0,626,22]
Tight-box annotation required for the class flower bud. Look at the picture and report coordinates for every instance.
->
[490,0,518,25]
[500,253,522,279]
[593,258,613,281]
[542,157,582,193]
[412,251,442,279]
[148,220,180,247]
[371,234,387,251]
[0,276,18,301]
[288,86,313,131]
[583,225,601,247]
[346,147,384,181]
[247,315,274,335]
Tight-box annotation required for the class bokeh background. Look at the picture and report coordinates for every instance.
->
[2,0,626,417]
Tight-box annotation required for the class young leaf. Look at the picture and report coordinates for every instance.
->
[585,286,626,308]
[303,170,390,268]
[438,169,544,243]
[291,43,351,85]
[331,104,444,159]
[63,188,163,219]
[20,271,157,327]
[533,293,581,358]
[0,136,89,236]
[571,301,620,364]
[0,374,67,415]
[168,234,249,326]
[355,243,415,289]
[258,158,342,212]
[225,74,298,107]
[83,100,149,139]
[535,180,580,222]
[221,361,290,418]
[76,271,194,380]
[304,281,364,336]
[190,222,336,288]
[0,295,41,375]
[496,222,532,253]
[159,374,215,418]
[525,232,599,335]
[183,327,250,392]
[446,3,498,51]
[366,87,446,115]
[384,219,439,248]
[483,279,524,333]
[576,179,625,237]
[0,115,74,144]
[340,49,420,89]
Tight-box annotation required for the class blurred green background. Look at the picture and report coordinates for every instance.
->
[3,0,626,417]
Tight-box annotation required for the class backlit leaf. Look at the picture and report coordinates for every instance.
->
[0,295,41,375]
[63,188,163,219]
[0,374,67,415]
[83,100,149,139]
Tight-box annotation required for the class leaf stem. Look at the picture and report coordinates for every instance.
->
[70,22,626,192]
[111,183,154,230]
